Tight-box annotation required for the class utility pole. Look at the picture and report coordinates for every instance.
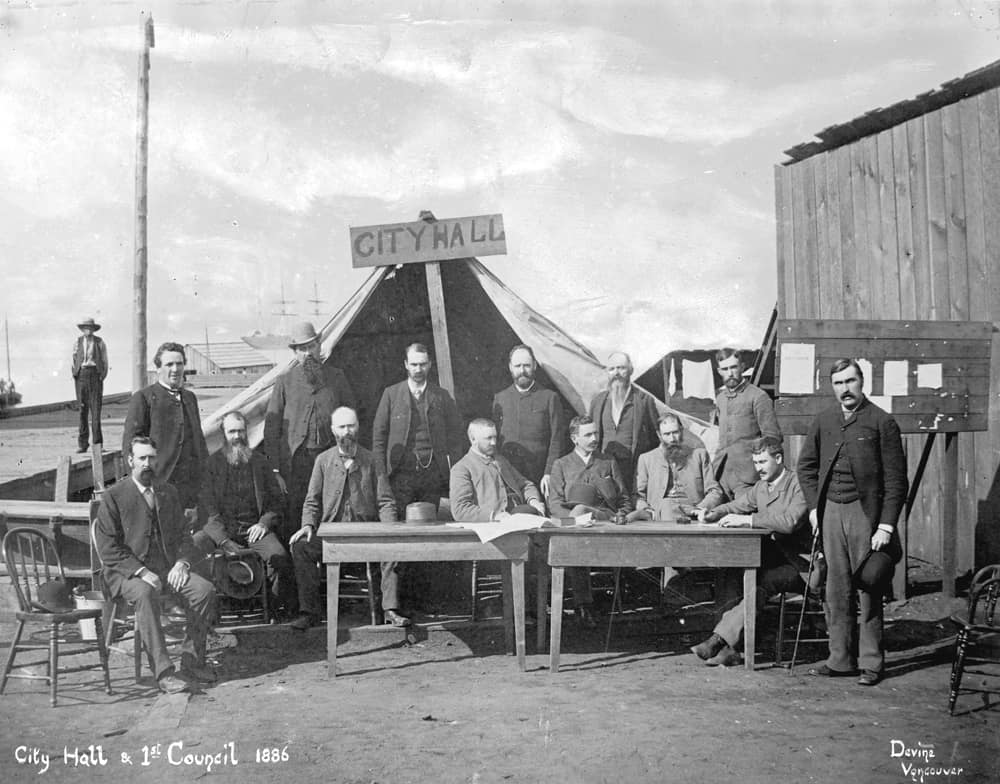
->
[132,15,154,391]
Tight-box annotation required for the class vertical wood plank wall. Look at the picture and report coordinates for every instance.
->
[775,87,1000,574]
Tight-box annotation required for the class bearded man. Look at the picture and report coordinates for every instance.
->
[196,411,297,616]
[263,321,356,542]
[588,351,659,492]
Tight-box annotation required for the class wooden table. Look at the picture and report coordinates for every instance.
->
[537,523,768,672]
[318,522,530,676]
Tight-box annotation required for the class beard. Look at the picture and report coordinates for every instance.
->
[335,431,358,453]
[663,442,691,466]
[302,354,325,388]
[224,441,253,466]
[724,375,742,390]
[609,376,630,403]
[514,371,534,390]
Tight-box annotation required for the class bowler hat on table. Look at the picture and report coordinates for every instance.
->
[405,501,439,524]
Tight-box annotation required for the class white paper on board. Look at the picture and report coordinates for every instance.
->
[917,363,943,389]
[857,359,873,396]
[778,343,815,394]
[868,395,892,413]
[883,360,909,396]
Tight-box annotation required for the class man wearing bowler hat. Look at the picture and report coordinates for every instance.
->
[797,358,907,686]
[72,317,109,454]
[263,321,356,542]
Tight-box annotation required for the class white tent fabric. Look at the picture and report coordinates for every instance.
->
[200,259,717,458]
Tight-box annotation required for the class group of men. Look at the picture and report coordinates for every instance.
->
[90,316,905,693]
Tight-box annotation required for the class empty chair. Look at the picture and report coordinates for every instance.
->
[948,564,1000,715]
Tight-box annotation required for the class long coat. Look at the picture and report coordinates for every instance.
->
[199,450,284,542]
[122,383,208,488]
[588,387,660,484]
[301,445,397,526]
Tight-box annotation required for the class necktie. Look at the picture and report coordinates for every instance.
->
[142,487,155,511]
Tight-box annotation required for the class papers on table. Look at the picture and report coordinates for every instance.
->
[446,513,550,543]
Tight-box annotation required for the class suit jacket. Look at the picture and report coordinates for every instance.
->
[301,445,397,526]
[71,334,108,379]
[491,383,566,483]
[588,387,660,482]
[263,361,356,478]
[634,445,723,517]
[710,468,811,570]
[122,383,208,487]
[199,450,284,543]
[449,449,542,522]
[548,450,631,517]
[371,380,464,481]
[797,397,908,559]
[94,478,198,597]
[714,381,782,487]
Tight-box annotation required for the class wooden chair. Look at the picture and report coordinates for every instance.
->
[1,527,113,706]
[774,587,828,668]
[948,564,1000,715]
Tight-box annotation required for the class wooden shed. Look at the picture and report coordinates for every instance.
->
[775,60,1000,578]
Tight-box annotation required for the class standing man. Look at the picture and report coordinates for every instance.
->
[122,342,208,510]
[72,317,108,454]
[691,437,810,667]
[263,321,356,542]
[714,348,782,500]
[196,411,297,617]
[372,342,464,512]
[631,413,724,521]
[94,437,217,694]
[548,415,631,627]
[289,407,401,630]
[492,344,566,498]
[797,359,907,686]
[588,351,660,492]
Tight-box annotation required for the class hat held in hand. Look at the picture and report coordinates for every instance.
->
[853,549,894,592]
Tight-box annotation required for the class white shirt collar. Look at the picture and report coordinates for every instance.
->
[131,476,154,495]
[767,468,788,492]
[408,380,428,396]
[574,448,593,464]
[515,381,536,394]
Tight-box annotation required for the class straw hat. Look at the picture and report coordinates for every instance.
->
[77,317,101,332]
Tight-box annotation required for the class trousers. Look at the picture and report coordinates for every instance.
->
[76,367,103,450]
[292,535,399,617]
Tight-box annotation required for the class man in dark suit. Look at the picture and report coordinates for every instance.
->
[372,342,464,511]
[492,344,566,499]
[798,358,908,686]
[196,411,297,616]
[588,351,659,493]
[94,437,217,694]
[289,407,400,630]
[263,321,356,542]
[71,317,108,454]
[122,342,208,510]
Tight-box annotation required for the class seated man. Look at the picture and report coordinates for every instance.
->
[450,418,546,521]
[289,406,403,630]
[94,437,217,693]
[548,415,631,627]
[690,436,810,666]
[630,413,724,521]
[196,411,297,618]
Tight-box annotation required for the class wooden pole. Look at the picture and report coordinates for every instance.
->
[417,212,456,395]
[132,16,154,392]
[941,432,958,598]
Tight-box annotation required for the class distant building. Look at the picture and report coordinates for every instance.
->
[183,341,275,378]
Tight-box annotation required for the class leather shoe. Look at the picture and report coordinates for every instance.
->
[858,669,881,686]
[157,672,191,694]
[705,645,743,667]
[289,613,318,631]
[808,664,859,677]
[384,609,412,627]
[576,606,598,629]
[180,654,217,683]
[691,633,726,661]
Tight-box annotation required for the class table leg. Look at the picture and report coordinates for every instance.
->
[549,567,565,673]
[501,561,514,655]
[327,562,341,678]
[511,559,526,671]
[743,567,756,671]
[536,554,549,653]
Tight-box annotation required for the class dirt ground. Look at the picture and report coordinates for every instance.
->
[0,583,997,784]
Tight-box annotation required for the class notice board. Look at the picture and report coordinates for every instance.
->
[774,319,993,435]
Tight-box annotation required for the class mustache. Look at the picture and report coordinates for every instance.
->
[224,442,253,466]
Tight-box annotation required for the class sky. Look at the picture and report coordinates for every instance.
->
[2,0,1000,405]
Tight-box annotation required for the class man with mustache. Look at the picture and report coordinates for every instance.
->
[691,437,809,667]
[122,342,208,510]
[94,437,217,694]
[713,348,782,500]
[798,359,907,686]
[289,406,401,630]
[588,351,660,493]
[491,345,567,500]
[196,411,297,617]
[630,413,723,521]
[263,322,356,543]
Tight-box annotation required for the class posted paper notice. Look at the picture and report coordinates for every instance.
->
[883,360,909,396]
[917,363,943,389]
[778,343,815,394]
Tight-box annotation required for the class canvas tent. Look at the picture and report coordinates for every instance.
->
[201,258,717,461]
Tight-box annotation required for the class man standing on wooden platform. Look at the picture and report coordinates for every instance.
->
[72,317,108,454]
[122,342,208,511]
[798,358,907,687]
[714,348,782,500]
[588,351,659,493]
[263,321,356,542]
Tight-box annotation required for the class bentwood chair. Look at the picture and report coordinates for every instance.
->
[1,527,113,706]
[948,564,1000,715]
